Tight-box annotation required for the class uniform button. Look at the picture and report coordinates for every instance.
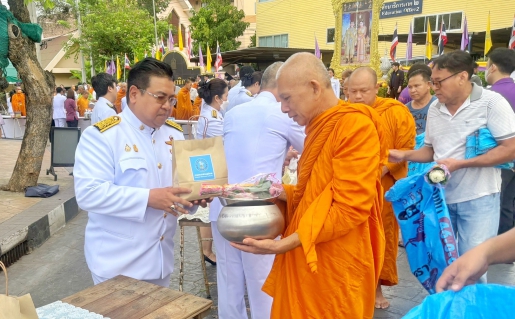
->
[160,235,164,241]
[157,162,162,169]
[139,125,144,130]
[163,213,167,218]
[169,149,173,154]
[152,139,156,144]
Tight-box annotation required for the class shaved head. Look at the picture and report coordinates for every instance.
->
[347,67,380,107]
[261,62,284,90]
[276,53,339,126]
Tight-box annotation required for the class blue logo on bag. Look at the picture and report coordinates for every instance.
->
[189,155,215,181]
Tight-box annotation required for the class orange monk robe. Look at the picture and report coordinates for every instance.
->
[372,97,416,286]
[174,87,194,120]
[264,100,388,319]
[114,90,125,113]
[192,96,202,116]
[76,96,89,117]
[11,93,27,116]
[192,82,198,89]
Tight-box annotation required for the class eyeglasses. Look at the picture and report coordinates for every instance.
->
[430,72,462,88]
[139,89,177,106]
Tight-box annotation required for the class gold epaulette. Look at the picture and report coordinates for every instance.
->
[211,110,217,118]
[93,116,121,133]
[245,91,252,97]
[165,119,183,132]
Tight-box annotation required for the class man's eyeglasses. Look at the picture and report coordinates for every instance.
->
[430,72,462,89]
[140,89,177,106]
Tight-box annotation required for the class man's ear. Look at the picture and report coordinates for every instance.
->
[310,80,322,99]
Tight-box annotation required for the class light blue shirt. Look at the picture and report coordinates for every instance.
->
[208,91,306,221]
[74,106,197,280]
[227,85,253,113]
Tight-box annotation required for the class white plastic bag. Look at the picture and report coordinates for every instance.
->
[282,157,299,185]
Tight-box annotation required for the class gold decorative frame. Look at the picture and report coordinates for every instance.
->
[330,0,385,77]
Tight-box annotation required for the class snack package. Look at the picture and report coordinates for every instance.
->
[282,157,299,185]
[200,173,284,200]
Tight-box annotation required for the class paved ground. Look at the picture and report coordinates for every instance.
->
[0,139,73,224]
[2,210,515,318]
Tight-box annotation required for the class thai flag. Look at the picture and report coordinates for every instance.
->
[509,15,515,50]
[160,35,166,53]
[438,22,448,55]
[390,23,398,62]
[214,42,222,71]
[151,45,156,58]
[124,54,131,69]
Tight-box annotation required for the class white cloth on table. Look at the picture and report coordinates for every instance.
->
[74,106,197,283]
[37,301,109,319]
[91,97,117,125]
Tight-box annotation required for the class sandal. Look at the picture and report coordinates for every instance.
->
[204,254,217,266]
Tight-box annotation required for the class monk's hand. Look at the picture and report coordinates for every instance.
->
[284,146,299,166]
[435,244,489,293]
[230,233,300,255]
[436,158,464,173]
[388,149,405,163]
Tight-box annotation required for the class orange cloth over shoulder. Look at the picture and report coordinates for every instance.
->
[77,97,89,117]
[114,90,125,113]
[12,93,27,116]
[264,100,388,319]
[174,87,194,120]
[192,96,202,116]
[372,97,416,286]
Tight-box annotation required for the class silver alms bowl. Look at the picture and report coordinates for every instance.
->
[216,200,285,243]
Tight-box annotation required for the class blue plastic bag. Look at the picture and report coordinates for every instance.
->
[385,167,459,294]
[465,128,513,170]
[403,284,515,319]
[408,132,435,177]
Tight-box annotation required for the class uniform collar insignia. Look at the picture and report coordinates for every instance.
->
[165,119,183,132]
[211,109,217,118]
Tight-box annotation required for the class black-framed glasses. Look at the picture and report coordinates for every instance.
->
[139,89,177,106]
[430,72,462,88]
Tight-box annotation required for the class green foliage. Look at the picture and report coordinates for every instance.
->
[249,32,256,48]
[477,71,486,87]
[378,87,388,98]
[189,0,249,52]
[66,0,170,72]
[136,0,169,16]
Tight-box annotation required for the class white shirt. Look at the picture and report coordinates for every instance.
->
[6,94,13,114]
[196,103,224,139]
[206,92,306,221]
[227,81,241,104]
[425,84,515,204]
[91,97,117,125]
[52,94,66,119]
[74,106,197,280]
[330,77,341,98]
[227,86,253,113]
[190,87,198,101]
[121,97,127,111]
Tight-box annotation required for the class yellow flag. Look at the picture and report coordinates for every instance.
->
[104,61,108,73]
[134,55,139,63]
[116,56,122,80]
[484,12,492,56]
[156,49,162,61]
[425,20,432,60]
[206,45,212,73]
[179,25,184,51]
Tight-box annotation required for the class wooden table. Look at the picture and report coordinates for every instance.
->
[61,275,212,319]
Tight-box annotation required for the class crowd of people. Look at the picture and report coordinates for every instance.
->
[68,47,515,319]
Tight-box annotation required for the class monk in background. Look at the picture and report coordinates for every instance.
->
[114,82,126,113]
[348,67,416,309]
[77,91,90,117]
[11,86,27,116]
[231,52,387,318]
[173,79,195,120]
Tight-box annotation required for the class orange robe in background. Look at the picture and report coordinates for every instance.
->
[192,96,202,116]
[174,87,194,120]
[263,100,388,319]
[372,97,416,286]
[77,97,89,117]
[114,90,125,113]
[11,93,27,116]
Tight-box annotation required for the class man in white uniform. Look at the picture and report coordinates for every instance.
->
[52,87,67,127]
[328,68,341,98]
[227,66,254,113]
[74,58,206,287]
[213,62,305,318]
[90,73,118,125]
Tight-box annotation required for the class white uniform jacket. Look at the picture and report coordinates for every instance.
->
[74,106,196,281]
[52,94,66,119]
[226,86,253,113]
[91,97,117,125]
[197,103,224,139]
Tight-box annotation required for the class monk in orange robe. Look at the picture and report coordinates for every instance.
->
[192,96,202,116]
[231,53,387,319]
[114,82,126,113]
[11,87,27,116]
[174,79,195,120]
[348,67,416,309]
[77,91,90,117]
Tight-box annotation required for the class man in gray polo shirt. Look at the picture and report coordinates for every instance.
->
[390,51,515,282]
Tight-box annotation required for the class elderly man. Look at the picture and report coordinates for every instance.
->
[348,67,416,309]
[214,62,305,318]
[390,51,515,283]
[74,58,207,287]
[90,73,118,125]
[232,53,387,318]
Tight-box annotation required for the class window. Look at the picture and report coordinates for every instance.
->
[258,34,288,48]
[327,28,335,44]
[413,12,463,33]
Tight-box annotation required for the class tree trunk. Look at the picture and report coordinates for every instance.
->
[2,0,55,192]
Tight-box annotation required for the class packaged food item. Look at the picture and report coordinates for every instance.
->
[200,173,284,200]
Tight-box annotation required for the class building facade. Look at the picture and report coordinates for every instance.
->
[256,0,515,62]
